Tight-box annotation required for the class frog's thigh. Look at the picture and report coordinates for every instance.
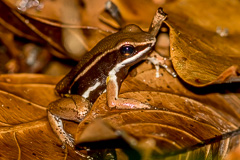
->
[48,95,91,122]
[107,78,151,109]
[47,95,91,148]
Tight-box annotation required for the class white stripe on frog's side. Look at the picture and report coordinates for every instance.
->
[82,81,101,99]
[71,40,155,93]
[108,46,152,97]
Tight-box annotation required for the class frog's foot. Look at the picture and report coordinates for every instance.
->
[147,51,177,78]
[107,78,153,110]
[62,131,75,149]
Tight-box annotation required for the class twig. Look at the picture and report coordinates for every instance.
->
[148,7,167,37]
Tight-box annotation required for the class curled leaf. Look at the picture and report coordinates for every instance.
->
[164,0,240,86]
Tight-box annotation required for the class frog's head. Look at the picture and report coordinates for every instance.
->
[95,24,156,72]
[99,24,156,77]
[115,24,156,65]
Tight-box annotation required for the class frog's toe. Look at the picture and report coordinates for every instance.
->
[64,133,75,148]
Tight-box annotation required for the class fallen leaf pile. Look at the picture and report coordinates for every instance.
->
[0,0,239,159]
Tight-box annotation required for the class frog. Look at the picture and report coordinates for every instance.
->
[47,8,173,149]
[48,24,156,148]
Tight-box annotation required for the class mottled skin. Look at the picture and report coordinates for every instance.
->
[48,24,156,148]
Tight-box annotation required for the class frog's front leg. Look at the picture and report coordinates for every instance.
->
[48,95,91,148]
[147,51,177,78]
[107,75,151,109]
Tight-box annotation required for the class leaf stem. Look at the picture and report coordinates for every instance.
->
[148,7,167,37]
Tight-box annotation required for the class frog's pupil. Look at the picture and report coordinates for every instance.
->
[120,45,135,56]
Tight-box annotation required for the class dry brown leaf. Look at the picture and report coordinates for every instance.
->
[0,74,85,159]
[164,0,240,86]
[6,0,114,30]
[0,1,113,60]
[0,1,239,159]
[104,0,240,86]
[76,119,240,159]
[110,0,163,29]
[122,62,240,126]
[0,1,42,42]
[5,0,80,25]
[0,74,60,107]
[0,67,239,159]
[75,91,240,157]
[76,90,238,142]
[74,63,240,157]
[0,119,81,159]
[0,74,61,84]
[0,74,58,125]
[0,20,52,74]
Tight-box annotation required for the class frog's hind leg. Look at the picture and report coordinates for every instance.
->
[47,95,91,148]
[48,112,75,148]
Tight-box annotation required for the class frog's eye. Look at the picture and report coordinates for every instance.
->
[120,45,135,56]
